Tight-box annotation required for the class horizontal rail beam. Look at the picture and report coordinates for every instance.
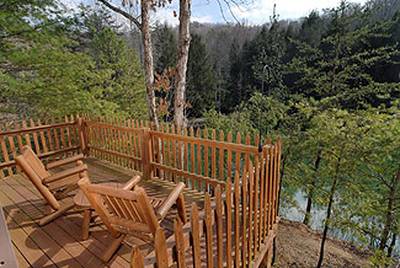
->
[150,131,262,154]
[151,162,225,187]
[0,146,80,170]
[0,122,77,136]
[88,146,141,162]
[86,122,144,134]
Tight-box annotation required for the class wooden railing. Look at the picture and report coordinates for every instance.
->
[139,138,281,267]
[85,118,267,194]
[84,117,281,267]
[0,116,83,178]
[150,128,264,191]
[85,118,148,172]
[0,115,282,267]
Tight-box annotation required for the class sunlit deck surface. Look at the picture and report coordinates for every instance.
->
[1,158,206,268]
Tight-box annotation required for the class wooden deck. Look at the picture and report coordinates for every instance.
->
[0,117,281,268]
[0,158,205,268]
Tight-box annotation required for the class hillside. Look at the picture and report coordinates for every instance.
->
[274,219,371,267]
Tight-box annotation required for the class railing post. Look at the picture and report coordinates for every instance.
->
[141,128,152,180]
[77,117,88,156]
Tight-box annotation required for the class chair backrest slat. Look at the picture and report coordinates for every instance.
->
[118,198,134,220]
[104,195,121,216]
[122,199,139,221]
[15,146,59,210]
[125,198,143,222]
[21,146,50,179]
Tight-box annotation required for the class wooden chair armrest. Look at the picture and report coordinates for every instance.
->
[157,182,185,219]
[122,175,141,190]
[47,154,84,169]
[43,164,88,184]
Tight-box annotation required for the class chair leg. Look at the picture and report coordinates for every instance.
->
[39,202,75,226]
[177,193,187,223]
[81,209,92,240]
[131,247,144,268]
[101,234,126,262]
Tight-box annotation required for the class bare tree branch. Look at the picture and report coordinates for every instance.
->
[215,0,229,23]
[215,0,242,25]
[97,0,142,29]
[222,0,241,24]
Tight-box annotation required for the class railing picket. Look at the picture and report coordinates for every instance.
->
[45,119,54,153]
[174,219,186,268]
[211,129,216,179]
[64,116,72,148]
[235,132,241,180]
[276,139,282,223]
[254,153,260,252]
[161,125,166,180]
[227,131,233,180]
[204,193,214,267]
[218,130,224,181]
[22,120,31,148]
[215,186,224,268]
[204,128,209,191]
[248,161,254,263]
[267,142,273,231]
[183,128,188,178]
[15,122,23,152]
[264,146,270,236]
[260,147,266,242]
[273,143,279,223]
[234,173,241,267]
[172,125,177,183]
[37,119,48,154]
[242,167,248,268]
[30,119,40,154]
[225,180,233,268]
[155,228,169,268]
[191,203,201,268]
[196,128,202,191]
[190,127,195,188]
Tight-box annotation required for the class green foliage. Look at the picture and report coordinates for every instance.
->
[0,2,146,118]
[204,92,287,137]
[369,249,396,267]
[203,109,256,136]
[186,34,218,118]
[287,3,400,110]
[76,6,147,118]
[154,24,177,74]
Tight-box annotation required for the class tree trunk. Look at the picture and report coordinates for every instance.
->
[141,0,159,129]
[304,149,322,226]
[379,171,400,251]
[387,233,397,257]
[174,0,191,130]
[97,0,159,128]
[317,157,341,268]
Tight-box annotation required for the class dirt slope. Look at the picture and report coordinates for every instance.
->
[274,219,371,268]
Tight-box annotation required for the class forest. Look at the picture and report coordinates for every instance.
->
[1,0,400,265]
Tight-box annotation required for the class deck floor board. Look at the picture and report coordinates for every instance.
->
[0,158,206,268]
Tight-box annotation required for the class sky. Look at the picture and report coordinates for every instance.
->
[64,0,369,25]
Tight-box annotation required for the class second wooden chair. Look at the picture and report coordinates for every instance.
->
[78,175,186,262]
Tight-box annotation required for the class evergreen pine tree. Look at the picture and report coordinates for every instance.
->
[154,24,177,74]
[186,34,217,118]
